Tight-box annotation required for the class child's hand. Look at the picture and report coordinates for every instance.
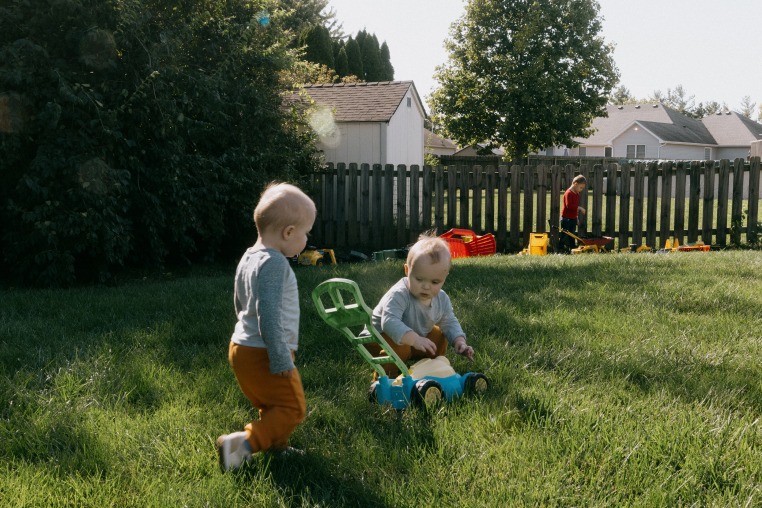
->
[412,335,437,356]
[401,331,437,356]
[453,338,474,361]
[274,368,295,378]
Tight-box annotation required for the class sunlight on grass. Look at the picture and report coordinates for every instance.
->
[1,252,761,506]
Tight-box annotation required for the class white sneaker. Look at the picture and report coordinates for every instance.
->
[216,431,252,472]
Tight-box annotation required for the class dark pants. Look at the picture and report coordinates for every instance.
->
[559,217,578,253]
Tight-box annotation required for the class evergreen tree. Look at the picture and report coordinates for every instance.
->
[380,41,394,81]
[345,36,364,79]
[335,46,349,77]
[361,33,382,81]
[301,25,334,68]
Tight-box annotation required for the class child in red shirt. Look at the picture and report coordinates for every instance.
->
[559,175,587,253]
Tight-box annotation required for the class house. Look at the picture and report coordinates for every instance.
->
[424,128,457,157]
[452,144,505,158]
[293,81,426,167]
[564,103,762,160]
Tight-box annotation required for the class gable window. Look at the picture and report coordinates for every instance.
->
[626,144,646,159]
[605,146,612,157]
[407,97,412,107]
[704,147,711,160]
[579,147,587,156]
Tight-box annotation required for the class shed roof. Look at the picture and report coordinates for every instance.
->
[294,81,423,122]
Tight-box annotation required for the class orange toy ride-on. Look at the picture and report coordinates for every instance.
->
[438,228,496,259]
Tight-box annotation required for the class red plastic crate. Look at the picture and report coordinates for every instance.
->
[438,229,496,258]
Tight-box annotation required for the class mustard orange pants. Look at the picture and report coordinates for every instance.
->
[228,343,306,453]
[364,325,448,377]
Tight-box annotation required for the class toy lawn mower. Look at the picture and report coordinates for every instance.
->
[311,278,489,410]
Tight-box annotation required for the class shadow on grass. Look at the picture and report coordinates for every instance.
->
[237,451,393,508]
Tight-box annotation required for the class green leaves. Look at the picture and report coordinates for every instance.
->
[431,0,618,162]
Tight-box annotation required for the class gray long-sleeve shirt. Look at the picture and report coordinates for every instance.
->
[371,277,466,345]
[231,247,299,373]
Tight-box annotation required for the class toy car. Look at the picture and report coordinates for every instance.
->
[311,278,489,410]
[297,247,336,266]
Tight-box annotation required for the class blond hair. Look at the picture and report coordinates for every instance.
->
[253,182,316,234]
[407,233,452,269]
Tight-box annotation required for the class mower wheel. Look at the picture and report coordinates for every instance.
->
[412,379,443,409]
[368,381,378,403]
[464,373,489,396]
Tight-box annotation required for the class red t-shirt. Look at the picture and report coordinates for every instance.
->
[562,188,580,219]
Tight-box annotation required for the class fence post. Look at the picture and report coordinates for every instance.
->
[396,164,408,247]
[748,157,761,245]
[371,164,383,250]
[347,163,359,248]
[510,164,521,251]
[659,162,674,249]
[535,165,547,233]
[447,165,457,228]
[435,166,445,233]
[673,161,686,245]
[485,165,495,234]
[646,162,659,249]
[383,164,395,248]
[410,165,421,241]
[731,158,745,246]
[632,162,645,247]
[360,163,371,248]
[549,165,562,251]
[687,161,701,243]
[716,159,730,247]
[618,163,631,249]
[459,165,470,228]
[578,164,590,235]
[472,165,484,232]
[522,165,534,247]
[335,163,347,248]
[497,165,508,251]
[702,161,715,245]
[605,163,617,242]
[323,166,335,247]
[591,164,604,237]
[421,165,432,233]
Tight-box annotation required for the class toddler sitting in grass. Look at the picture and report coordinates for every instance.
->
[365,234,474,377]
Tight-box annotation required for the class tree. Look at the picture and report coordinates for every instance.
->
[610,85,636,105]
[380,41,394,81]
[360,33,383,81]
[0,0,322,286]
[345,36,364,79]
[301,24,334,68]
[430,0,618,162]
[738,95,756,119]
[335,46,349,77]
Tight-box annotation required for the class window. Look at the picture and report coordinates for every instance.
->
[626,144,646,159]
[579,147,587,156]
[704,147,711,160]
[605,146,612,157]
[407,97,412,107]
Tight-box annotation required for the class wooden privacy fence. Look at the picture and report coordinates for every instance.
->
[309,158,761,253]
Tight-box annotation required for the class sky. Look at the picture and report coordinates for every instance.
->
[325,0,762,115]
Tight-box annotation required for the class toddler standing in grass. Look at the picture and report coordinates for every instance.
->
[365,234,474,377]
[216,182,316,472]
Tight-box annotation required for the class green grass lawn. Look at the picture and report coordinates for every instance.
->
[2,251,761,507]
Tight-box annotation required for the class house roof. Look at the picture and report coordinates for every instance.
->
[452,144,504,157]
[700,111,762,146]
[578,103,715,146]
[294,81,424,122]
[424,128,457,150]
